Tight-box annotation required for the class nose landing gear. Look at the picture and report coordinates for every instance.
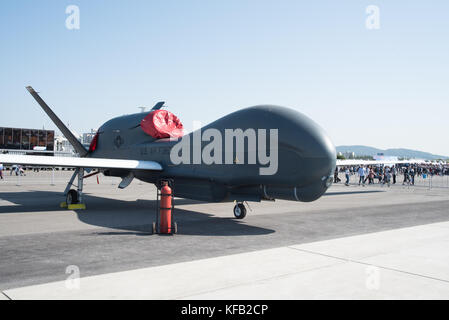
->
[233,202,247,219]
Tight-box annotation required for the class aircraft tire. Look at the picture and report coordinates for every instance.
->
[233,203,247,219]
[67,189,79,204]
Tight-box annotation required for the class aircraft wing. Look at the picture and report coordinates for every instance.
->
[336,159,424,166]
[0,154,163,171]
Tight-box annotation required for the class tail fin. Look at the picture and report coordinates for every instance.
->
[150,101,165,111]
[26,86,88,157]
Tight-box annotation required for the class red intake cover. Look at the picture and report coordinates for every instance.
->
[140,110,184,139]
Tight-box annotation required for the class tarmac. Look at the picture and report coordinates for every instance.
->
[0,170,448,299]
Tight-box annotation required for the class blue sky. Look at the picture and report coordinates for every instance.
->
[1,0,448,155]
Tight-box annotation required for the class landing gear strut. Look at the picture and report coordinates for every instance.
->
[62,168,86,209]
[233,202,247,219]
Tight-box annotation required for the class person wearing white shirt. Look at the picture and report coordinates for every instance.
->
[358,166,366,186]
[344,167,350,186]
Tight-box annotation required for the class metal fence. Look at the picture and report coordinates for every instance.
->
[3,169,448,190]
[1,169,121,186]
[343,172,449,189]
[1,148,75,157]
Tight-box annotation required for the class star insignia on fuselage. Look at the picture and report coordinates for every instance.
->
[114,135,124,148]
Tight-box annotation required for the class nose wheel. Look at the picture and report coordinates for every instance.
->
[233,202,247,219]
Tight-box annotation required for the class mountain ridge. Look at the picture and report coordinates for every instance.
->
[336,145,448,160]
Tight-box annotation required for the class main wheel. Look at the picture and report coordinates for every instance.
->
[66,189,79,204]
[233,203,247,219]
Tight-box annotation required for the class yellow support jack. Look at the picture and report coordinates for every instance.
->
[60,202,86,210]
[68,203,86,210]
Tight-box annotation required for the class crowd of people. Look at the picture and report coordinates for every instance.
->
[334,163,449,187]
[0,164,26,179]
[2,161,449,186]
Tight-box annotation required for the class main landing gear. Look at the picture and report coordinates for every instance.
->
[61,168,86,210]
[233,202,247,219]
[66,189,79,204]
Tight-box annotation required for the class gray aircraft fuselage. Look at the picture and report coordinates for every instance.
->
[91,105,336,203]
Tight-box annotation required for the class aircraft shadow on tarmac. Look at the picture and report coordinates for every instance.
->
[0,191,275,236]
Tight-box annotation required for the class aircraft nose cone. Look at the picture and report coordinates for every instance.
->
[287,110,336,201]
[316,133,337,189]
[311,125,337,175]
[267,105,336,165]
[293,111,336,185]
[241,105,336,172]
[259,105,336,199]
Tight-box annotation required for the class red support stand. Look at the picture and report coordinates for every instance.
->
[153,179,177,235]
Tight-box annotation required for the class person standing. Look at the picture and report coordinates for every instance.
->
[392,166,397,184]
[18,165,26,176]
[358,165,366,186]
[368,168,375,184]
[334,167,339,183]
[410,168,415,185]
[403,167,409,185]
[385,168,391,187]
[378,166,383,184]
[0,163,3,180]
[363,166,370,184]
[345,167,350,186]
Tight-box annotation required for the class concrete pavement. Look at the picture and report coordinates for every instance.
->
[4,221,449,299]
[0,171,448,299]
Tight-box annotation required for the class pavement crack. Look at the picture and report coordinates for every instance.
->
[287,246,449,285]
[173,261,344,299]
[1,291,12,300]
